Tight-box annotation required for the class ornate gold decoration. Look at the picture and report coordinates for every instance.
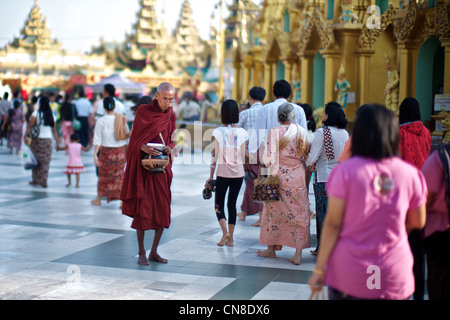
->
[434,0,450,37]
[358,4,397,50]
[297,7,337,55]
[393,1,417,41]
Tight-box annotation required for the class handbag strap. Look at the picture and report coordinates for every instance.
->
[323,125,335,160]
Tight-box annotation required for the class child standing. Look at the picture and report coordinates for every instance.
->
[58,133,91,187]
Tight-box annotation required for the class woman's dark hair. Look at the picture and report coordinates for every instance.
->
[301,103,316,132]
[103,96,115,111]
[323,101,347,129]
[273,80,292,99]
[131,95,152,113]
[38,96,54,127]
[399,97,421,124]
[104,83,116,97]
[221,99,239,125]
[351,103,399,161]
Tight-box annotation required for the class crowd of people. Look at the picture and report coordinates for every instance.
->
[204,79,448,301]
[0,78,448,300]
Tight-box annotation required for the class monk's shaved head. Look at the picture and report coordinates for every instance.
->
[157,82,174,93]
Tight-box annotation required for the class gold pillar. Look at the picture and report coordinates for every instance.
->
[242,55,253,102]
[356,49,375,108]
[300,50,316,105]
[321,49,341,105]
[283,58,294,84]
[251,47,263,88]
[397,41,418,103]
[233,63,242,102]
[442,37,450,94]
[264,61,274,100]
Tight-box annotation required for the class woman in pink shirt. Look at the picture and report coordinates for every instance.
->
[309,104,427,300]
[422,145,450,300]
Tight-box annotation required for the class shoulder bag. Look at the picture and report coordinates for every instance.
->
[28,112,42,138]
[71,104,82,131]
[252,165,280,203]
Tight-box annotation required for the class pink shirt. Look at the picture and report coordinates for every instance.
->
[325,156,427,299]
[422,150,448,238]
[66,143,83,167]
[213,126,248,178]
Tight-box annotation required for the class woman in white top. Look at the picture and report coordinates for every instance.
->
[91,97,129,206]
[306,102,349,256]
[205,99,248,247]
[23,96,60,188]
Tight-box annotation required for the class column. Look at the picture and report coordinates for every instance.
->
[232,63,242,102]
[242,55,253,102]
[321,49,341,105]
[397,41,418,103]
[264,61,274,101]
[356,49,375,107]
[300,50,315,105]
[283,58,293,84]
[441,37,450,94]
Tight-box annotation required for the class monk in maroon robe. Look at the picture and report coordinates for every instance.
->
[121,82,177,265]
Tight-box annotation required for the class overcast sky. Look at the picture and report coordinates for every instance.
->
[0,0,229,53]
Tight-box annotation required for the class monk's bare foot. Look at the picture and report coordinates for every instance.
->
[237,211,246,221]
[90,199,101,206]
[217,233,230,247]
[137,253,149,265]
[149,252,168,263]
[225,237,234,247]
[257,248,276,258]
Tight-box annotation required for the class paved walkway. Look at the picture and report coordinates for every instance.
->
[0,143,320,300]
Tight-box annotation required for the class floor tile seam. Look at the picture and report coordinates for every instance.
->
[0,188,97,201]
[0,218,131,235]
[51,254,313,285]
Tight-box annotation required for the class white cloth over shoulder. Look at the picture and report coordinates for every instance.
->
[248,98,307,154]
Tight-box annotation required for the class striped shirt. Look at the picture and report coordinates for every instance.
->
[237,102,262,131]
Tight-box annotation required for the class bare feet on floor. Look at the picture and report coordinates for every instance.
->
[137,252,149,265]
[288,253,302,265]
[149,252,168,263]
[256,248,276,258]
[217,233,230,247]
[90,199,101,206]
[251,219,261,227]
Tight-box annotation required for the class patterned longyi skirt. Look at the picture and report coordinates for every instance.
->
[97,146,126,202]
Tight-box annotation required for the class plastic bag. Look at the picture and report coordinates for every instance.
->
[22,145,39,170]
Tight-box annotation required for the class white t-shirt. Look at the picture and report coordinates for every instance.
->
[212,126,248,178]
[93,114,129,148]
[306,126,349,182]
[31,110,56,139]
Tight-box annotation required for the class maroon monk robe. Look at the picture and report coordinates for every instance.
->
[121,99,176,230]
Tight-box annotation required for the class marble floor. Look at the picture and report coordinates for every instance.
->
[0,142,322,301]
